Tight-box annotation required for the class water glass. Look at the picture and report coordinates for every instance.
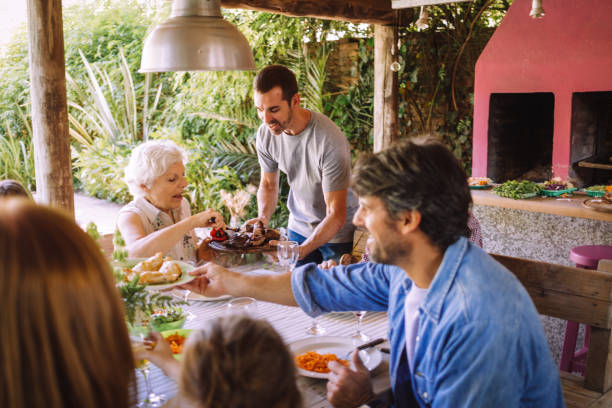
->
[277,240,299,272]
[226,297,258,317]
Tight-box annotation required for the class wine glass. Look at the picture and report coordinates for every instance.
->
[276,240,299,273]
[305,314,327,336]
[351,311,370,342]
[130,319,166,407]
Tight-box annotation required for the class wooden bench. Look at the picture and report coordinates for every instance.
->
[350,229,612,407]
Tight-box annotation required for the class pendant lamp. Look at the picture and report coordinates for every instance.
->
[140,0,255,72]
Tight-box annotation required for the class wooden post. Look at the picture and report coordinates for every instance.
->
[585,327,612,393]
[373,24,399,153]
[26,0,74,215]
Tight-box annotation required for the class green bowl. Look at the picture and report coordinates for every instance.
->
[540,187,577,197]
[585,190,606,197]
[151,317,186,332]
[160,328,193,360]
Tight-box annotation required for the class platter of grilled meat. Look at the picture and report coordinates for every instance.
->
[207,220,280,253]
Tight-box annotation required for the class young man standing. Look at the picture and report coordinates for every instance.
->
[251,64,357,265]
[189,140,563,407]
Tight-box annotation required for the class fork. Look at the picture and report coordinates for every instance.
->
[339,337,385,361]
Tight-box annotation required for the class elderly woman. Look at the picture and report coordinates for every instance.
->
[117,140,224,263]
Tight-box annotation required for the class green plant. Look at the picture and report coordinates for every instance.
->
[68,49,166,144]
[151,307,185,326]
[111,228,186,326]
[72,137,132,203]
[118,276,180,326]
[327,38,375,153]
[0,119,35,192]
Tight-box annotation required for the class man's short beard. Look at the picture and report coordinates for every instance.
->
[370,241,408,265]
[369,221,409,265]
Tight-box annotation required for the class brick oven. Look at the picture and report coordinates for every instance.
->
[472,0,612,186]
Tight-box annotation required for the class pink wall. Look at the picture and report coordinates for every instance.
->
[472,0,612,179]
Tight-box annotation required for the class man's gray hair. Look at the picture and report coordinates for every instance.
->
[124,140,187,198]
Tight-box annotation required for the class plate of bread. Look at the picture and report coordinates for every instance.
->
[121,252,196,290]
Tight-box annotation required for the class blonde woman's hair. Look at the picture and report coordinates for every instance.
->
[180,315,302,408]
[0,199,135,408]
[124,140,188,198]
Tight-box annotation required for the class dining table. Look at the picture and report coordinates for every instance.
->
[136,254,391,407]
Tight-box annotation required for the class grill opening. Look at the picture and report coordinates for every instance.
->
[487,93,555,183]
[570,91,612,187]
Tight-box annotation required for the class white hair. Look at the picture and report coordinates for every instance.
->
[124,140,188,198]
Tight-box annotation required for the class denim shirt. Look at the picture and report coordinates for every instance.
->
[292,237,564,407]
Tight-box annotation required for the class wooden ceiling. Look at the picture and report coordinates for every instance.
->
[221,0,414,25]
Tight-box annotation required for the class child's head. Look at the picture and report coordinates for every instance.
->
[0,179,30,198]
[180,315,302,408]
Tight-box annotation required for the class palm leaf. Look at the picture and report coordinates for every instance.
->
[208,136,260,183]
[79,49,121,141]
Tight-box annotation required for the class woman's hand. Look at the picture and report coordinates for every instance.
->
[192,209,225,229]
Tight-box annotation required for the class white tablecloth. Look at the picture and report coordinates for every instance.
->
[136,259,390,407]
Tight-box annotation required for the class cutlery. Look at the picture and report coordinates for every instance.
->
[340,337,385,360]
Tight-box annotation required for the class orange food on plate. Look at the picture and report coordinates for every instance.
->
[165,332,187,354]
[295,351,349,373]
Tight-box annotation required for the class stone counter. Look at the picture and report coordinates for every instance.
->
[472,192,612,366]
[472,191,612,265]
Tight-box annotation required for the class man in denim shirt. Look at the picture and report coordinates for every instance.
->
[189,140,564,407]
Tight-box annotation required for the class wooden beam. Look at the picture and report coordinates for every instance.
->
[26,0,74,214]
[392,0,470,8]
[221,0,396,25]
[373,24,399,152]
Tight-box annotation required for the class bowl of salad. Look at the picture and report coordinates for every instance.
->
[151,308,186,332]
[540,178,577,197]
[583,185,612,197]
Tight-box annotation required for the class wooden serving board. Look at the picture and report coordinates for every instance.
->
[208,240,275,254]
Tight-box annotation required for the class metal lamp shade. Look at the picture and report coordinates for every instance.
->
[140,13,255,72]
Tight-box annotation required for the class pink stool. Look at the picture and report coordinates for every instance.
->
[560,245,612,375]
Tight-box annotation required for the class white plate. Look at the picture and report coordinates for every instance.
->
[289,336,382,379]
[120,258,196,291]
[169,289,232,302]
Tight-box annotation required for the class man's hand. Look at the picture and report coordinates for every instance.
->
[319,259,338,269]
[182,262,235,297]
[327,350,375,408]
[243,216,268,228]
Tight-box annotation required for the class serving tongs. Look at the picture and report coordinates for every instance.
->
[340,337,386,361]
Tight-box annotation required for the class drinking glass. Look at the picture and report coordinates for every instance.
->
[130,321,166,407]
[351,311,370,342]
[226,297,258,317]
[276,240,299,272]
[305,314,327,336]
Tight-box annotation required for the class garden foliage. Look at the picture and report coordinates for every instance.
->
[0,0,510,225]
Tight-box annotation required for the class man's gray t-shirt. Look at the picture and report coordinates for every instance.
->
[256,110,357,243]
